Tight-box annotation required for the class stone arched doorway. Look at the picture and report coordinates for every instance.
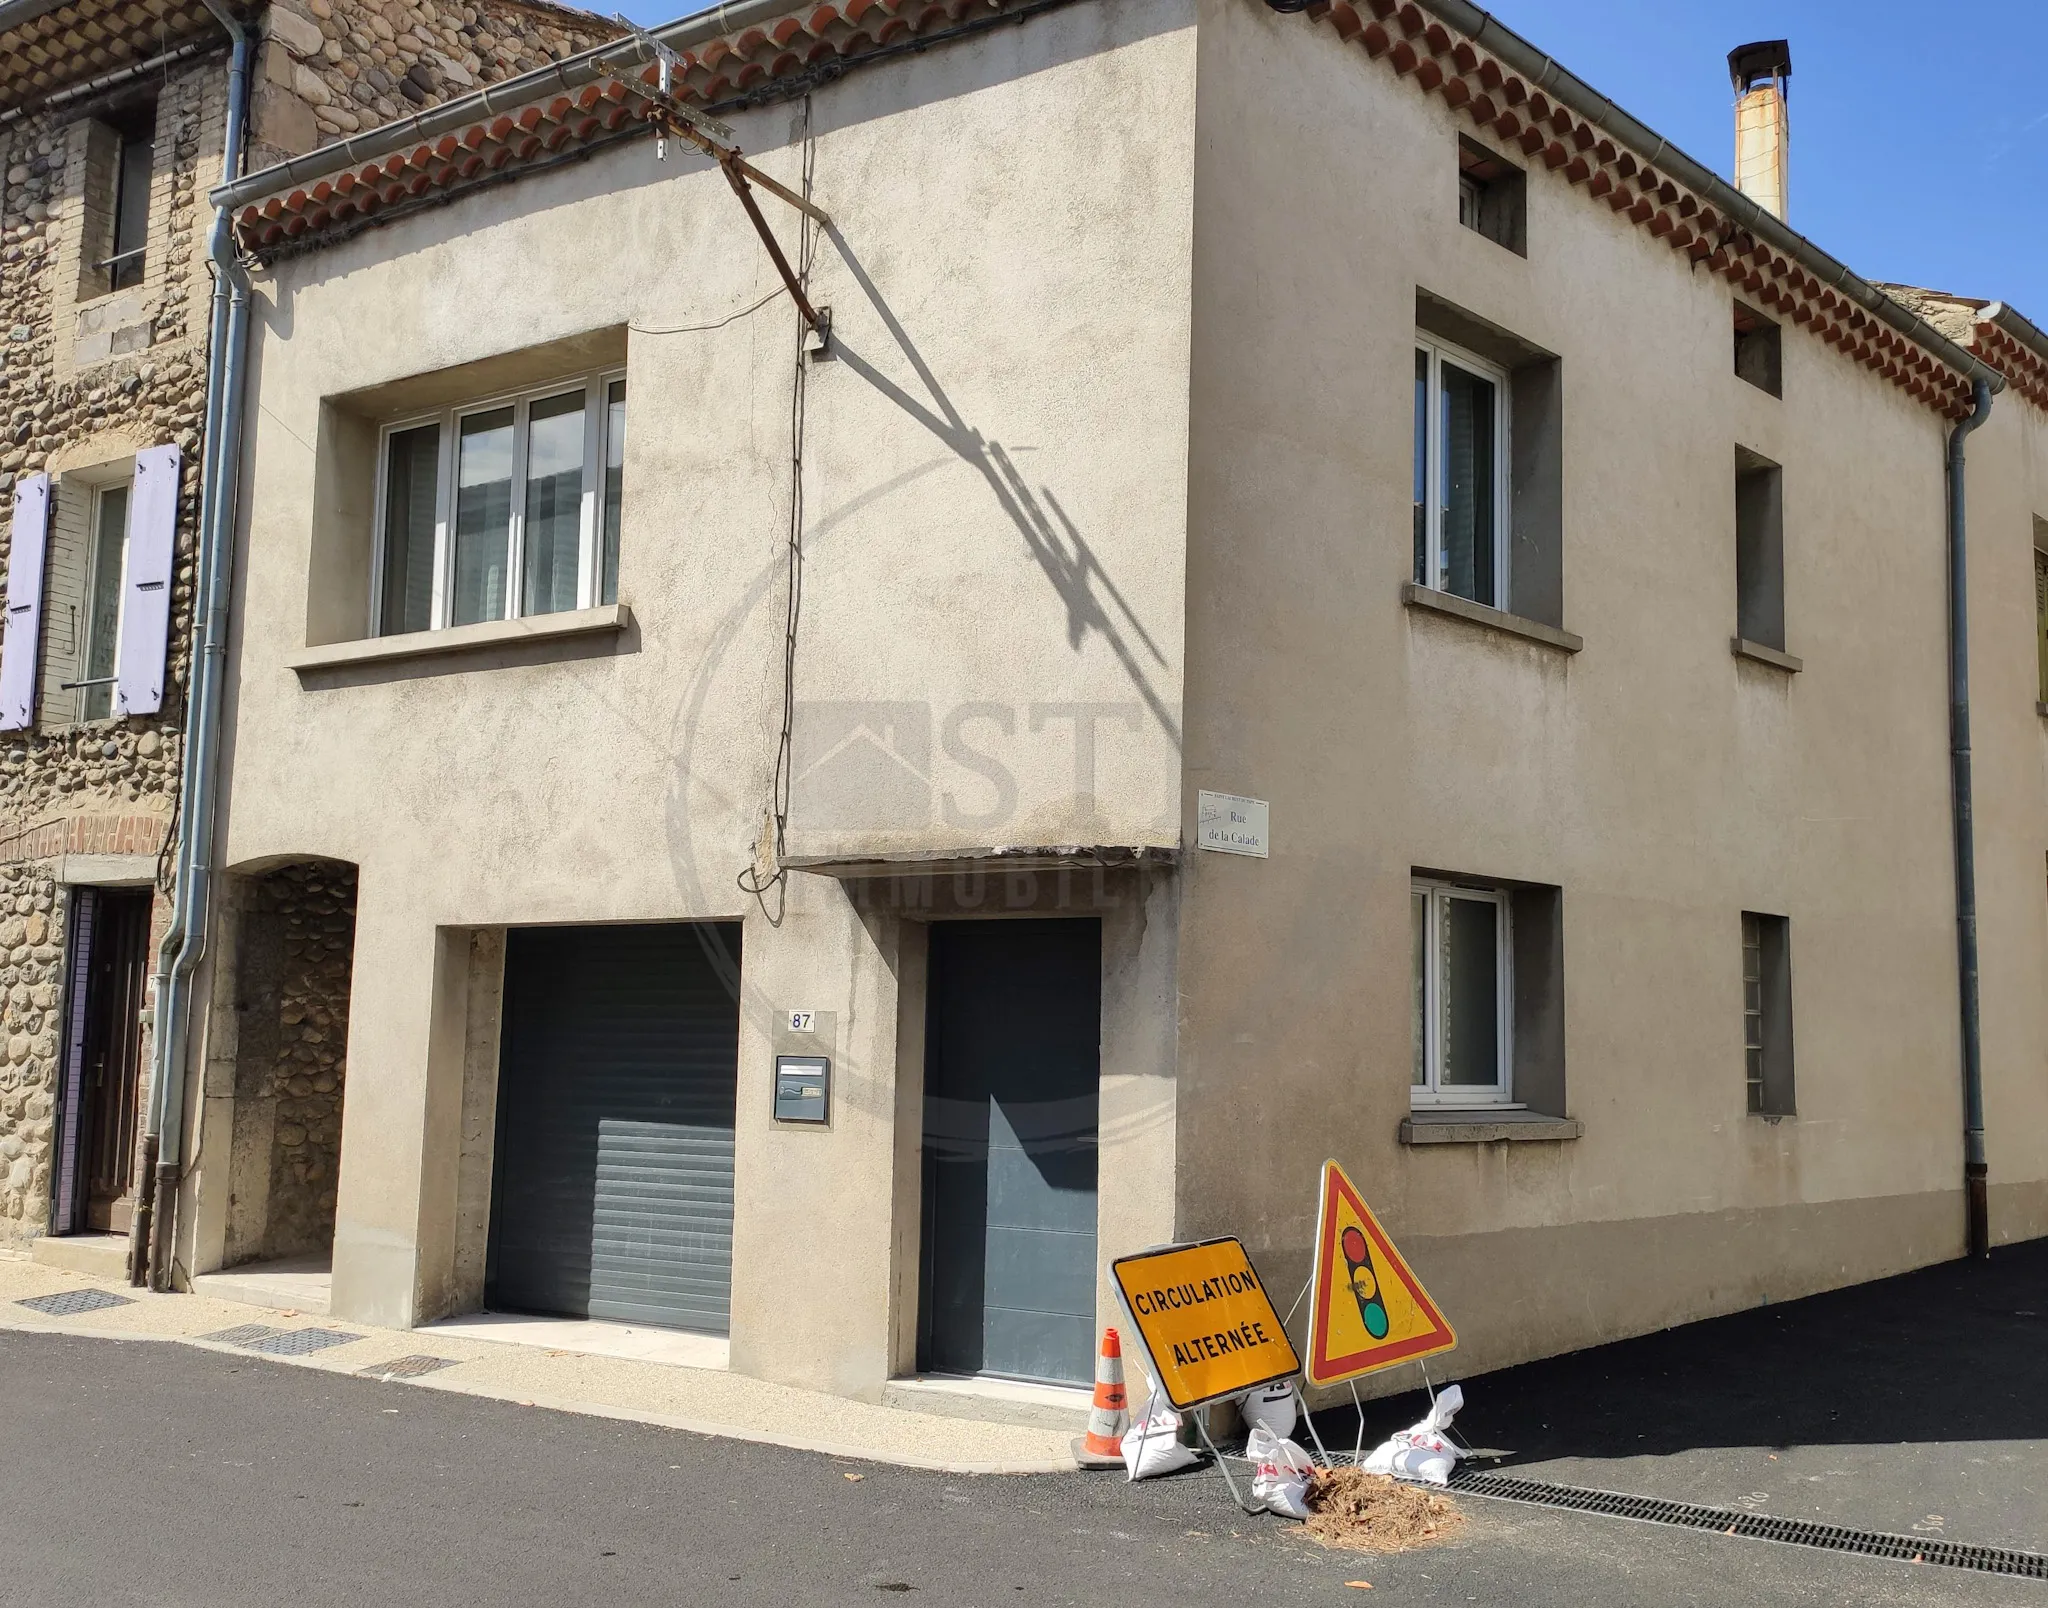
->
[216,859,358,1277]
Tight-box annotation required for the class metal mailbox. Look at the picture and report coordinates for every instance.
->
[773,1054,831,1124]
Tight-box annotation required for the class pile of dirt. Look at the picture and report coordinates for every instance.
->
[1299,1468,1464,1554]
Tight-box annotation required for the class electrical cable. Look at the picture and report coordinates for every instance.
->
[629,287,781,337]
[737,94,816,920]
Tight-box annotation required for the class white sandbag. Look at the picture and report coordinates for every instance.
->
[1245,1424,1316,1519]
[1121,1397,1199,1480]
[1359,1383,1466,1488]
[1239,1380,1298,1440]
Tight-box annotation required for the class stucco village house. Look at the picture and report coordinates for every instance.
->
[131,0,2048,1417]
[0,0,621,1276]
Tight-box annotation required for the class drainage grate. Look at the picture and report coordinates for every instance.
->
[16,1288,134,1318]
[359,1354,459,1380]
[241,1327,361,1358]
[199,1323,282,1346]
[1449,1470,2048,1580]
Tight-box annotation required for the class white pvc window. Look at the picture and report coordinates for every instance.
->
[76,482,129,721]
[1411,879,1513,1106]
[1413,336,1509,609]
[372,369,625,637]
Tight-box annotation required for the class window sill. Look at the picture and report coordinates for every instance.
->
[1731,637,1802,674]
[1399,1109,1582,1145]
[287,603,632,675]
[1402,583,1583,653]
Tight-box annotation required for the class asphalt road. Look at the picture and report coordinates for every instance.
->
[0,1326,2038,1608]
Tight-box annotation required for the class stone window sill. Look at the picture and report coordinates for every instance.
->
[287,603,632,674]
[1732,637,1802,674]
[1402,582,1583,653]
[1399,1108,1583,1145]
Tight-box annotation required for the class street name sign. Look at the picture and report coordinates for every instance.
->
[1306,1160,1456,1386]
[1110,1237,1300,1410]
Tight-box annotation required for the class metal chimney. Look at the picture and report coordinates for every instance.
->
[1728,40,1792,220]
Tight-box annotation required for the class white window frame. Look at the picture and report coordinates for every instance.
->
[1411,878,1515,1107]
[72,478,131,722]
[1414,333,1511,610]
[368,366,625,638]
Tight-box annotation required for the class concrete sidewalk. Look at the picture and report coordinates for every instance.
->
[0,1254,1076,1475]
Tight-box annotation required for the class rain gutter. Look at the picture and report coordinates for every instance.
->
[129,0,252,1289]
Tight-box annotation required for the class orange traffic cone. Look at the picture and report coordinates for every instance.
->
[1072,1327,1129,1469]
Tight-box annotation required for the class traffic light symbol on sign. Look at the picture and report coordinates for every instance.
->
[1340,1224,1390,1340]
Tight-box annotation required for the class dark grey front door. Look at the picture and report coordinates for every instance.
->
[488,923,740,1333]
[920,918,1100,1385]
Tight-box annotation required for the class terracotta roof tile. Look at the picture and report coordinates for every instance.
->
[1305,0,1976,419]
[230,0,1056,256]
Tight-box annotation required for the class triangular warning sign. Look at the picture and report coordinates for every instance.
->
[1306,1159,1456,1387]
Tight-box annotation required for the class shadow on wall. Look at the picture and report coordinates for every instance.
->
[1318,1240,2048,1460]
[222,859,358,1269]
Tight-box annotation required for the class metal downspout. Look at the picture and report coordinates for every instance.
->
[128,0,250,1288]
[1948,378,1995,1261]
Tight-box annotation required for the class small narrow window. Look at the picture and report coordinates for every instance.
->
[379,423,440,636]
[1734,447,1785,652]
[1414,336,1509,609]
[78,483,129,721]
[105,102,155,291]
[1456,136,1526,255]
[1741,912,1795,1116]
[373,370,625,637]
[600,377,627,605]
[519,389,587,618]
[2033,522,2047,708]
[1734,304,1782,396]
[1412,879,1512,1105]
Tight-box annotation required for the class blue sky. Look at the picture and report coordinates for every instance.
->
[612,1,2048,312]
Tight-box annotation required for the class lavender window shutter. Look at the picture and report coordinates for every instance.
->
[115,443,179,718]
[0,473,49,733]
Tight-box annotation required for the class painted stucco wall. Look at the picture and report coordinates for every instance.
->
[1960,388,2048,1245]
[192,0,1196,1393]
[1177,0,2002,1393]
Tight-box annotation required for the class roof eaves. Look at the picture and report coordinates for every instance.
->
[1407,0,2004,401]
[0,0,78,33]
[212,0,805,213]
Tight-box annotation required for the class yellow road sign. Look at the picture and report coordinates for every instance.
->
[1306,1160,1456,1387]
[1110,1238,1301,1411]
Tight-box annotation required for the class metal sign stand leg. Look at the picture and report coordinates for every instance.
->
[1191,1410,1259,1516]
[1349,1379,1367,1465]
[1292,1380,1332,1466]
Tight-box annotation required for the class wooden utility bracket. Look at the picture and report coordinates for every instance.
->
[602,28,833,345]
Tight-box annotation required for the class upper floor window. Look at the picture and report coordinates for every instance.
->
[1412,878,1513,1106]
[0,447,177,734]
[73,481,129,722]
[1456,136,1526,256]
[2033,520,2047,709]
[375,371,626,637]
[1414,335,1509,610]
[79,97,156,299]
[1733,303,1782,396]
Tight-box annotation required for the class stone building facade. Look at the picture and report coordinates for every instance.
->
[0,0,615,1260]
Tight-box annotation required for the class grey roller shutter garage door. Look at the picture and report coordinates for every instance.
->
[488,923,741,1333]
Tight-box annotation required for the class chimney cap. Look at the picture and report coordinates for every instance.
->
[1728,40,1792,94]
